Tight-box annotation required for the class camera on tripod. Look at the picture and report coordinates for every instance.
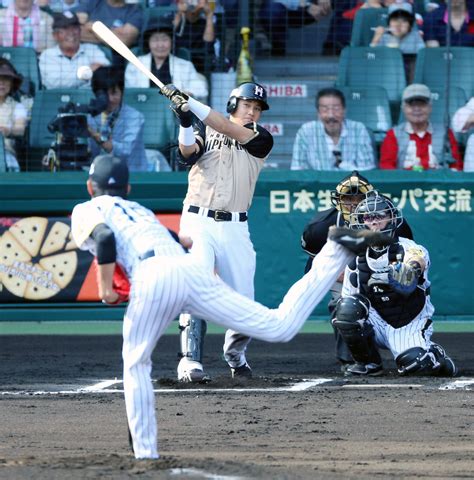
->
[45,92,108,171]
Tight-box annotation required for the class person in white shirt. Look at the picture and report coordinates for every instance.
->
[39,11,110,90]
[452,97,474,172]
[124,17,208,101]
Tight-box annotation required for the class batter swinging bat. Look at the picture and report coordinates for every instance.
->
[91,21,189,111]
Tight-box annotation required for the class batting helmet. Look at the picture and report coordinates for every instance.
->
[350,191,403,240]
[226,82,269,114]
[330,171,374,223]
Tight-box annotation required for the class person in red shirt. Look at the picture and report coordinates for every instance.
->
[379,84,462,170]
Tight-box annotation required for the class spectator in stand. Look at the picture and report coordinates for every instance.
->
[39,12,110,89]
[291,87,376,171]
[370,3,424,52]
[380,84,462,170]
[423,0,474,47]
[0,0,55,53]
[0,59,28,172]
[173,0,216,73]
[88,66,148,172]
[125,17,208,101]
[452,97,474,172]
[76,0,143,64]
[259,0,332,56]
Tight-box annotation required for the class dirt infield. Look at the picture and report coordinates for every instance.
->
[1,332,473,479]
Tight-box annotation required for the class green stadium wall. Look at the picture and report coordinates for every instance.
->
[0,170,473,322]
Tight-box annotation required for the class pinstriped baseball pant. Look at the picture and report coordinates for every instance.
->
[122,240,352,459]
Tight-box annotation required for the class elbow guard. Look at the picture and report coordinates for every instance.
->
[91,223,117,264]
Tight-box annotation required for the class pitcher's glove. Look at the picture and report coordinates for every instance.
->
[94,259,130,305]
[368,261,420,296]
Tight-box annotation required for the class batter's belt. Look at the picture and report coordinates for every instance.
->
[187,205,248,222]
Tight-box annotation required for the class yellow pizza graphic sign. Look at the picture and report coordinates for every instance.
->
[0,217,78,300]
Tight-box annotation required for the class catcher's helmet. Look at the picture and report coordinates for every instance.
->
[330,171,374,223]
[226,82,269,114]
[350,191,403,240]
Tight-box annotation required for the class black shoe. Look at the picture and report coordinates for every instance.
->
[346,362,384,376]
[328,226,394,255]
[431,344,458,377]
[231,363,252,379]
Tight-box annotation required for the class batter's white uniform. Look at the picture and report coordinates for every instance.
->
[342,237,435,358]
[71,194,351,459]
[181,122,273,368]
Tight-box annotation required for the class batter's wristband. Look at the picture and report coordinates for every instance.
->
[178,126,196,146]
[187,97,211,121]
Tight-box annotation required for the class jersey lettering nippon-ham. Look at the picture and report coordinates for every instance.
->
[71,195,184,277]
[184,123,273,212]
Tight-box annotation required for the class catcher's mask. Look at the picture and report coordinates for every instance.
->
[330,170,373,223]
[226,82,269,114]
[350,191,403,245]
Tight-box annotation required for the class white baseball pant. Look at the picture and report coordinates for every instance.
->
[122,239,352,458]
[368,299,435,358]
[180,207,255,367]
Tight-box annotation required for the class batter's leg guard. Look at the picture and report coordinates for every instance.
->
[332,294,382,367]
[396,345,458,377]
[177,314,210,383]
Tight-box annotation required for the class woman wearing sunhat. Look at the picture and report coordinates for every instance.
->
[124,17,208,100]
[0,58,28,171]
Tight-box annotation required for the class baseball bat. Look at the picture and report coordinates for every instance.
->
[91,21,189,111]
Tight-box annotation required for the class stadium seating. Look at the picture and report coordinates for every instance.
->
[123,87,177,154]
[340,86,392,144]
[336,46,407,122]
[350,7,388,47]
[28,89,94,152]
[413,47,474,99]
[0,46,41,93]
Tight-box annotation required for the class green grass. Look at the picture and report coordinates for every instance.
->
[1,319,473,335]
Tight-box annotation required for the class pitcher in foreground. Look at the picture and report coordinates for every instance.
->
[71,154,392,460]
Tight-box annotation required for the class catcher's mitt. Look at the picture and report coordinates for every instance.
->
[368,261,420,296]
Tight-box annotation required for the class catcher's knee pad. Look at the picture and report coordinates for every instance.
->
[396,347,440,376]
[178,313,207,363]
[332,295,380,364]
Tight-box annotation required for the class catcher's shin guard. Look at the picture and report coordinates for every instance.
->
[332,294,382,365]
[178,313,207,362]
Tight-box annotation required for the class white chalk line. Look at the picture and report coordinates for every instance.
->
[439,379,474,390]
[2,378,473,396]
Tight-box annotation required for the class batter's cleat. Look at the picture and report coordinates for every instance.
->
[231,362,252,379]
[328,226,394,255]
[177,358,211,383]
[346,362,384,376]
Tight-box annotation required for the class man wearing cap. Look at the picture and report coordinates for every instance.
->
[124,18,207,100]
[380,83,462,170]
[39,12,110,90]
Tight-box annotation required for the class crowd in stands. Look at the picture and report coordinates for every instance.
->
[0,0,472,173]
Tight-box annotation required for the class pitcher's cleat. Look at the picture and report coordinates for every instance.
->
[328,226,394,255]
